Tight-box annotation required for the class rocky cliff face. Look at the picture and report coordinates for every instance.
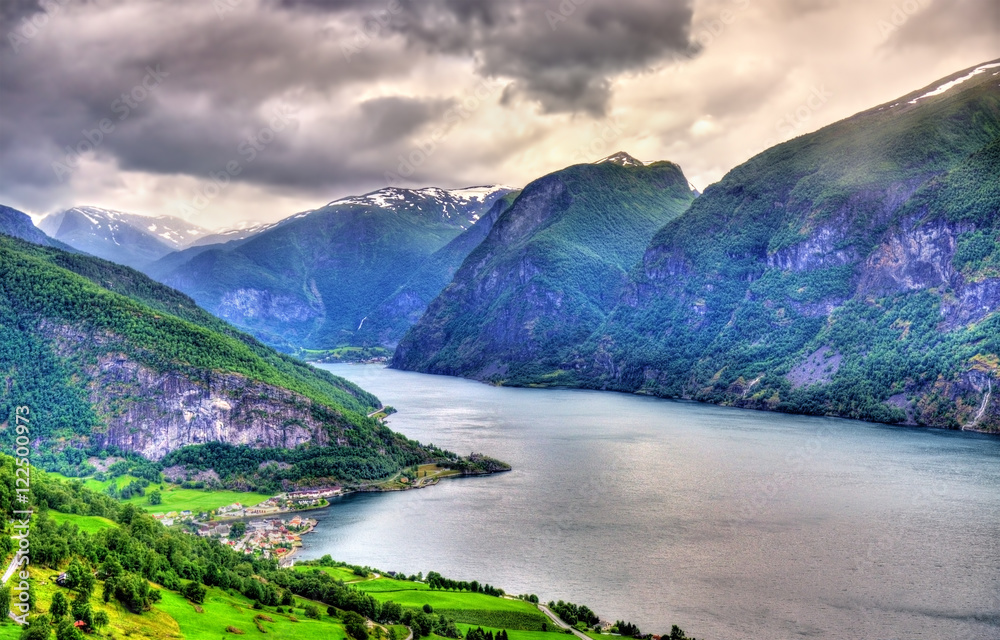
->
[577,60,1000,432]
[42,321,349,460]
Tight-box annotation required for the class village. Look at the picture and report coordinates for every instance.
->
[150,488,339,562]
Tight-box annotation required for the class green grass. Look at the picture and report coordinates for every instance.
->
[358,584,549,631]
[45,473,271,514]
[157,585,351,640]
[50,510,117,534]
[352,577,431,592]
[123,486,271,515]
[436,610,550,631]
[292,565,370,583]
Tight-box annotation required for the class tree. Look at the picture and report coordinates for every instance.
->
[229,521,247,538]
[0,585,10,619]
[342,611,368,640]
[92,611,110,630]
[379,601,402,624]
[304,604,320,619]
[182,581,206,604]
[49,592,68,619]
[148,490,162,505]
[422,603,433,614]
[55,619,82,640]
[19,615,53,640]
[64,561,94,596]
[70,594,93,628]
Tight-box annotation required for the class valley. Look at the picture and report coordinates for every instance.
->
[0,54,998,640]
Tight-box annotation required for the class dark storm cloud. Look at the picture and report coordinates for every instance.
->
[0,0,697,211]
[282,0,698,116]
[0,0,434,207]
[886,0,1000,49]
[359,96,457,146]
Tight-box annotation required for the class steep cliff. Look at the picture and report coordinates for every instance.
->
[580,59,1000,431]
[393,154,697,380]
[0,235,444,480]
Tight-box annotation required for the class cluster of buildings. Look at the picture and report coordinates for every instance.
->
[153,489,338,558]
[221,516,318,560]
[152,510,196,527]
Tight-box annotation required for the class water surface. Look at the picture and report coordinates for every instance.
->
[301,364,1000,639]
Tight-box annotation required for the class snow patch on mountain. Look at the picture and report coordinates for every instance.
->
[908,62,1000,104]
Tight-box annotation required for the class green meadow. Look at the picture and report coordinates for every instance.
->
[49,511,117,534]
[46,471,271,514]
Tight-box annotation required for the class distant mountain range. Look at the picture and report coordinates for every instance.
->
[145,185,512,350]
[395,58,1000,432]
[37,206,264,269]
[4,59,999,434]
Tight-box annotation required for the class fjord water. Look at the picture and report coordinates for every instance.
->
[307,365,1000,639]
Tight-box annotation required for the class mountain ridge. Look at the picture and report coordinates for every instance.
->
[393,59,1000,433]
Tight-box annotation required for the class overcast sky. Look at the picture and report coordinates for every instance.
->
[1,0,997,228]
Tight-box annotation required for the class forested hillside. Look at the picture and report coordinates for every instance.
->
[575,60,1000,431]
[392,154,696,381]
[0,234,487,484]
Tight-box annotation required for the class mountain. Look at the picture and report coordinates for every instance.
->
[392,153,698,379]
[354,189,522,346]
[410,60,999,431]
[39,206,217,268]
[0,204,72,249]
[149,185,512,350]
[0,233,495,486]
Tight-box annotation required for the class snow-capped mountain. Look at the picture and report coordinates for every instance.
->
[38,206,218,268]
[595,151,646,167]
[326,185,514,229]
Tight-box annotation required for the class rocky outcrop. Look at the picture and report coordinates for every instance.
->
[86,354,331,460]
[44,322,342,460]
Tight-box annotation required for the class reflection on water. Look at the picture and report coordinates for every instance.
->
[299,364,1000,639]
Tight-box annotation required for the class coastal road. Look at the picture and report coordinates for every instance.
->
[537,604,591,640]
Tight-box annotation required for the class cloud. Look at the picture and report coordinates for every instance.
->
[281,0,698,116]
[0,0,997,228]
[886,0,1000,49]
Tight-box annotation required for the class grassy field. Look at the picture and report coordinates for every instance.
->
[50,511,117,534]
[157,586,351,640]
[0,562,355,640]
[291,565,372,583]
[349,577,550,632]
[350,577,431,592]
[46,471,271,514]
[0,565,182,640]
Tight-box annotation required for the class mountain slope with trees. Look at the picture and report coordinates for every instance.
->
[392,60,1000,432]
[575,59,1000,431]
[392,154,697,381]
[148,186,511,351]
[0,234,492,483]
